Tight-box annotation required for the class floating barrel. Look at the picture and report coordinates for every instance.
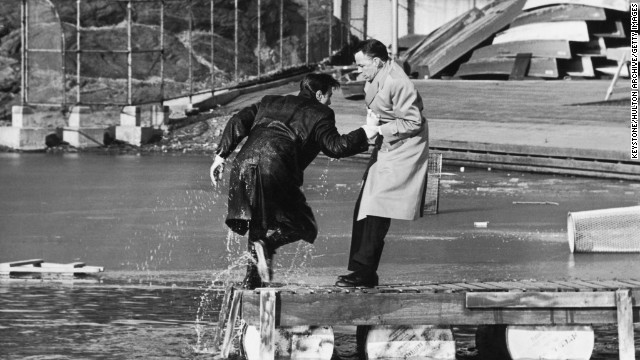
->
[567,205,640,253]
[241,325,334,360]
[365,325,455,359]
[477,325,594,360]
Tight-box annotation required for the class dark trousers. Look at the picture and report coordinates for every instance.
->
[347,186,391,273]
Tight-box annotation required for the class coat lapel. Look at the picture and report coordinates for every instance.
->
[365,61,392,107]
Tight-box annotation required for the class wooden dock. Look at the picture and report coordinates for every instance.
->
[219,279,640,359]
[0,259,104,282]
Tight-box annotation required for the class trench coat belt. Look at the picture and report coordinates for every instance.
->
[379,137,406,152]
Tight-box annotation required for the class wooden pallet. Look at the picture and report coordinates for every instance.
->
[0,259,104,281]
[222,279,640,360]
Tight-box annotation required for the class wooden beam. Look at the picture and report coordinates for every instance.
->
[466,291,617,308]
[240,292,639,327]
[259,290,276,360]
[0,259,44,267]
[616,289,635,360]
[220,290,243,359]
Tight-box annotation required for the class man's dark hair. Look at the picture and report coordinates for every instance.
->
[355,39,389,62]
[300,72,341,94]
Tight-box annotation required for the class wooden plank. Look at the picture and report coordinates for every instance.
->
[587,280,637,290]
[220,291,243,359]
[241,292,636,327]
[212,284,235,351]
[592,20,626,38]
[509,53,532,80]
[400,8,485,78]
[466,291,617,308]
[436,150,640,179]
[66,262,86,268]
[431,139,626,162]
[565,56,595,77]
[615,289,635,360]
[548,280,596,291]
[3,266,103,274]
[512,4,606,27]
[493,21,590,44]
[523,0,630,12]
[465,282,508,291]
[617,279,640,288]
[482,282,527,292]
[564,279,611,290]
[415,0,527,78]
[259,290,276,360]
[451,282,492,291]
[438,283,471,292]
[469,40,572,61]
[0,259,44,268]
[456,57,558,79]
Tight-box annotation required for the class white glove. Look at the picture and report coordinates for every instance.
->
[366,108,381,126]
[361,124,380,139]
[210,155,226,186]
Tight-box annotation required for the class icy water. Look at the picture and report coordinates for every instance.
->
[1,152,639,359]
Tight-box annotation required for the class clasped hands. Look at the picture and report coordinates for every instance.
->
[361,108,381,139]
[209,154,226,186]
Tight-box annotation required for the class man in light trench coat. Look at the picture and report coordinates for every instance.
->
[335,39,430,288]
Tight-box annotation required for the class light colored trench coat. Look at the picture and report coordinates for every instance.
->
[357,60,429,221]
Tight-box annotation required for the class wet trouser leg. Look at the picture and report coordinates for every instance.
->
[347,188,391,273]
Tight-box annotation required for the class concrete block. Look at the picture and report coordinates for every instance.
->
[151,105,169,129]
[115,125,154,145]
[0,126,51,150]
[120,105,141,127]
[12,106,36,128]
[68,106,92,128]
[63,128,105,148]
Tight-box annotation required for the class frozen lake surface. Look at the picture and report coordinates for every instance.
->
[1,152,639,358]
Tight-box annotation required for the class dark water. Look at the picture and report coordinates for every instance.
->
[1,153,639,358]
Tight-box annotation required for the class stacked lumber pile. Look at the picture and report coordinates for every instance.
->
[400,0,631,80]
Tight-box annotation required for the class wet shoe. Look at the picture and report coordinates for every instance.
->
[253,240,273,283]
[241,265,263,289]
[335,271,378,288]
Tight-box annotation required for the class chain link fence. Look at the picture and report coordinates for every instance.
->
[21,0,349,107]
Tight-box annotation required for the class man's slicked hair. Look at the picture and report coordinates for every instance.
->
[300,72,341,94]
[355,39,389,62]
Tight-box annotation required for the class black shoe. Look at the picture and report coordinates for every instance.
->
[240,265,263,289]
[337,271,359,281]
[335,272,378,288]
[253,240,274,283]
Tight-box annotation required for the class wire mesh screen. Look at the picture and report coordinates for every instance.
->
[26,0,64,105]
[423,152,442,215]
[567,206,640,253]
[21,0,344,108]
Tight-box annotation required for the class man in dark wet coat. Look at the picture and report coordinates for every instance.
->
[210,73,377,289]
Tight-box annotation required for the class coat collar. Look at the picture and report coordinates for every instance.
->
[365,60,393,107]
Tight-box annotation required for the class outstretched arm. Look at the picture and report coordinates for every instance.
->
[314,113,370,159]
[210,102,260,186]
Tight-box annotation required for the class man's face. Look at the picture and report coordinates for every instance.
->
[355,51,381,82]
[318,88,332,106]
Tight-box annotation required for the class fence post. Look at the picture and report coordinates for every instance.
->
[279,0,283,70]
[210,0,214,88]
[234,0,238,82]
[257,0,261,78]
[21,0,26,104]
[305,0,309,65]
[127,0,132,105]
[77,0,82,104]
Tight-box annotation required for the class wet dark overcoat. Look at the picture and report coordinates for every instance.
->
[216,89,369,242]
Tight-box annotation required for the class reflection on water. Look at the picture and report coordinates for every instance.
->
[1,153,640,358]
